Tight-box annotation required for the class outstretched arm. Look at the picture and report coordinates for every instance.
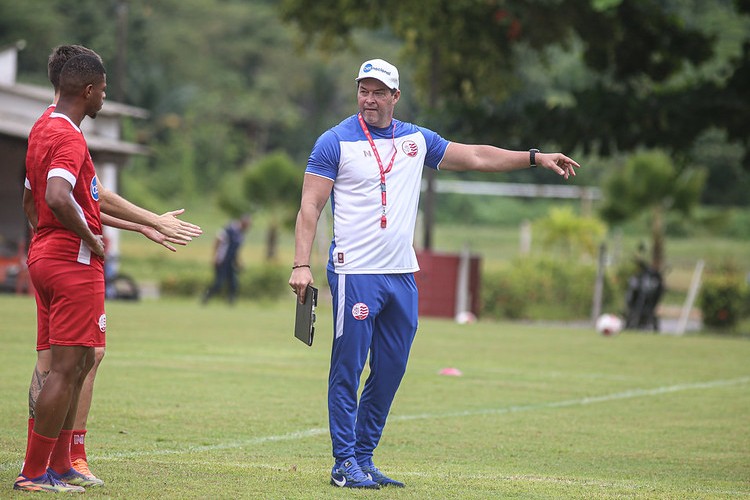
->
[439,143,580,180]
[97,180,202,241]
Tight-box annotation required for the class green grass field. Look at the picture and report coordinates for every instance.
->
[1,295,749,499]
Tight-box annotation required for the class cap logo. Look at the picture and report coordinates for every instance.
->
[364,64,392,77]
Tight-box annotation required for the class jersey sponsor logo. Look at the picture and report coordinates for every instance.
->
[97,314,106,332]
[401,140,418,157]
[352,303,369,320]
[90,176,99,201]
[337,252,345,264]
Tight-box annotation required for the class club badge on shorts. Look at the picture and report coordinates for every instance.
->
[97,314,106,332]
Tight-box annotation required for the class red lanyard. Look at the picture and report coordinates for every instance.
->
[357,113,396,228]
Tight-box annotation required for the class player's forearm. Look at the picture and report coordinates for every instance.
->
[47,196,100,249]
[99,188,159,229]
[101,213,145,232]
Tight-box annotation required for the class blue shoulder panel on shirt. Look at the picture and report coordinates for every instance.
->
[306,115,450,178]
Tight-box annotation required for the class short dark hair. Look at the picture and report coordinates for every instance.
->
[59,54,106,96]
[47,45,101,89]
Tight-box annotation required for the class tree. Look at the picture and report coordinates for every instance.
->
[599,150,706,271]
[279,0,731,247]
[238,152,303,261]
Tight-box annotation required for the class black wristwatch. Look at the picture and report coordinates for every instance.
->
[529,148,540,168]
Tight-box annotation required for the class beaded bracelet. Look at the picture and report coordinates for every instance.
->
[292,264,310,269]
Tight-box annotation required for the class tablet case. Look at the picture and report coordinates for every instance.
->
[294,285,317,346]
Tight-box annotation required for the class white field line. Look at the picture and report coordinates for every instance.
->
[2,377,748,469]
[127,458,750,497]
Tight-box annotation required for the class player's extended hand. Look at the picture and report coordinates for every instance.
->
[153,209,203,242]
[140,226,184,252]
[537,153,580,180]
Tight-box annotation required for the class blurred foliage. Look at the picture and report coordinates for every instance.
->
[600,150,706,270]
[3,0,750,230]
[282,0,750,176]
[700,272,749,331]
[534,206,607,258]
[159,261,288,300]
[218,151,303,260]
[481,256,618,321]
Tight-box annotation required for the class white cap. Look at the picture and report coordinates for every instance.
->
[355,59,399,90]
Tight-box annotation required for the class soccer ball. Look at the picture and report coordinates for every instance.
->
[596,313,623,336]
[455,311,476,325]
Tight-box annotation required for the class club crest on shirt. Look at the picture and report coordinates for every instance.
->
[352,303,369,320]
[90,177,99,201]
[401,140,418,157]
[97,314,106,332]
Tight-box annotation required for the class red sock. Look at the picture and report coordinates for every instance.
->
[24,417,34,461]
[22,431,56,479]
[70,429,87,461]
[48,429,73,475]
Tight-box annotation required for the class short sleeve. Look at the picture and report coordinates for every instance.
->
[417,126,450,170]
[306,130,341,181]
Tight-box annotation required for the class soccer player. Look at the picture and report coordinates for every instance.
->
[16,54,199,492]
[20,45,201,489]
[288,58,580,489]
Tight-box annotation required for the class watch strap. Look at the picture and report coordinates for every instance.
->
[529,148,539,168]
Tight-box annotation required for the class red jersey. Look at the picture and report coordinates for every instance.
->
[26,111,103,270]
[24,105,54,190]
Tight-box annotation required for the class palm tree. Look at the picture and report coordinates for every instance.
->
[600,150,706,271]
[244,152,304,260]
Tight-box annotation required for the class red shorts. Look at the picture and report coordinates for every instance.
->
[29,259,106,350]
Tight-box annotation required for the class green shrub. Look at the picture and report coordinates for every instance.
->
[160,268,211,297]
[481,257,617,321]
[160,263,289,300]
[238,264,289,300]
[699,275,748,330]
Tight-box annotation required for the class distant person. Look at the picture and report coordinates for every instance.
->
[16,53,201,493]
[202,214,252,305]
[288,58,580,489]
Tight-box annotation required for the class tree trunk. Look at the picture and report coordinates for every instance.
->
[266,224,278,261]
[422,46,441,251]
[651,205,664,271]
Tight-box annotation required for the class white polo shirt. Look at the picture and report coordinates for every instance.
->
[306,114,449,274]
